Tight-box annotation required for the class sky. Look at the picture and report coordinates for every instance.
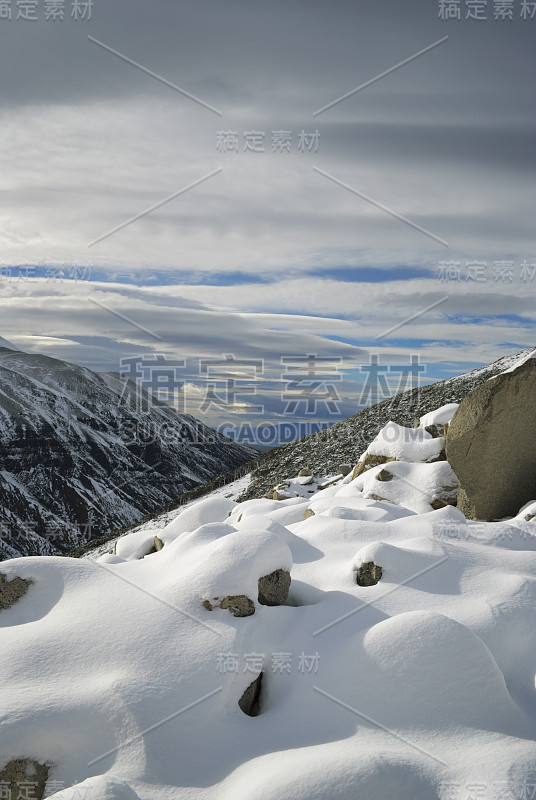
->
[0,0,534,443]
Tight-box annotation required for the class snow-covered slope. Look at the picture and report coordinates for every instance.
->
[2,409,535,799]
[0,347,255,559]
[239,348,536,502]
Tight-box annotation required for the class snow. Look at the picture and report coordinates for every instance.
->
[418,402,459,427]
[360,420,445,463]
[498,348,536,375]
[2,414,536,799]
[353,460,458,515]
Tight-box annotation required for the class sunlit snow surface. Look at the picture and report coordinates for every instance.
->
[2,413,536,800]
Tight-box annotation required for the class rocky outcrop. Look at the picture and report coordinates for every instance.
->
[446,357,536,521]
[0,574,32,610]
[258,569,291,606]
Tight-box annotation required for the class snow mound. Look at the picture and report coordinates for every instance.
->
[418,402,459,427]
[361,420,445,463]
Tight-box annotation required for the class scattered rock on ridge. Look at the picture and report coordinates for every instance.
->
[446,357,536,520]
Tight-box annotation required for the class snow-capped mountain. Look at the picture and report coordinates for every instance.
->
[0,345,255,560]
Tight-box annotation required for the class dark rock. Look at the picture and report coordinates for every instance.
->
[258,569,291,606]
[238,672,263,716]
[446,357,536,520]
[298,468,312,477]
[0,759,49,800]
[0,574,32,610]
[355,561,383,587]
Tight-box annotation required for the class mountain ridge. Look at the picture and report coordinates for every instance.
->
[0,346,255,559]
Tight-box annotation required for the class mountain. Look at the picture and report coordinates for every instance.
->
[0,336,19,351]
[0,346,255,560]
[71,346,534,559]
[2,348,535,799]
[236,347,535,502]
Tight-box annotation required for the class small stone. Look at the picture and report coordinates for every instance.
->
[525,513,535,522]
[219,595,255,617]
[0,760,49,800]
[376,469,393,482]
[352,454,397,481]
[425,424,443,439]
[238,672,263,717]
[154,536,164,551]
[273,491,291,501]
[298,468,312,477]
[430,484,459,510]
[258,569,291,606]
[0,574,33,611]
[304,508,315,520]
[337,464,352,477]
[355,561,383,587]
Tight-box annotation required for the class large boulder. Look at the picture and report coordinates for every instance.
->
[445,356,536,520]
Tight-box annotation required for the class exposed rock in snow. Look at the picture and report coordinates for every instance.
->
[0,572,32,610]
[354,560,383,587]
[446,356,536,520]
[204,595,256,617]
[238,672,263,717]
[0,759,48,800]
[257,568,291,605]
